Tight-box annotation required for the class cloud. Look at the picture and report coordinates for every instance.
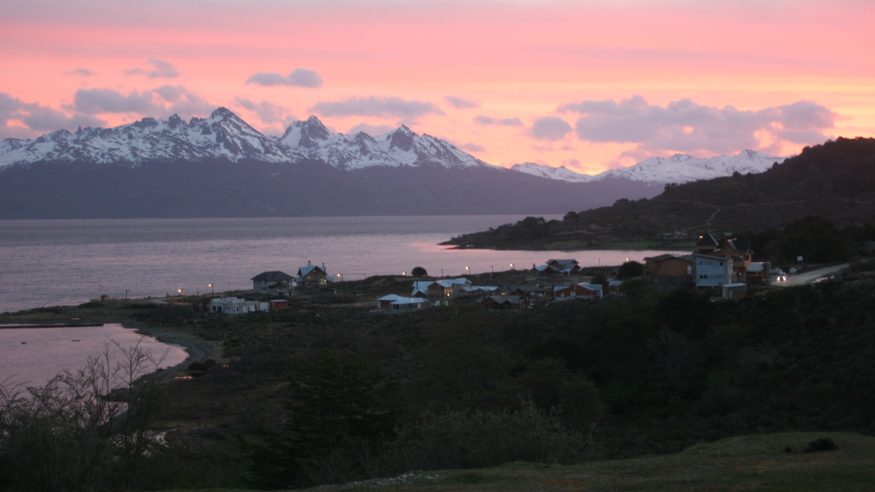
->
[445,96,479,109]
[66,68,94,77]
[311,96,443,119]
[461,142,485,153]
[0,92,104,138]
[530,116,573,141]
[559,95,837,154]
[125,59,179,79]
[235,97,293,124]
[246,68,323,88]
[347,122,393,136]
[71,86,211,119]
[73,88,158,114]
[474,115,523,126]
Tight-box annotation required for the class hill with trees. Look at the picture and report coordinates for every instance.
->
[446,137,875,250]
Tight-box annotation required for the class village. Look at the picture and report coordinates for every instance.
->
[204,232,809,316]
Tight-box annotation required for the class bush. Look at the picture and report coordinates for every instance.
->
[0,340,175,491]
[377,401,589,475]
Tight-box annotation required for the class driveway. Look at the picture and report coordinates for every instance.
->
[775,263,850,287]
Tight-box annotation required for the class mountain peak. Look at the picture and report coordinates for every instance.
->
[210,107,238,120]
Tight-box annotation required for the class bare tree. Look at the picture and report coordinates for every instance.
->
[0,338,172,491]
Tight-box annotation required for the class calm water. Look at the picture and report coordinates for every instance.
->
[0,323,188,388]
[0,216,679,313]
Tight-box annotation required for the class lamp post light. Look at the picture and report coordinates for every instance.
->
[177,288,184,297]
[208,283,214,296]
[465,265,470,275]
[336,273,343,282]
[509,263,514,270]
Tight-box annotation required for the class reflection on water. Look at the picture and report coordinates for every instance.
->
[0,324,188,388]
[0,215,681,312]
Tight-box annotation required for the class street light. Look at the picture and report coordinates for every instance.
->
[465,265,470,275]
[336,273,343,282]
[177,288,184,297]
[509,263,514,270]
[208,283,214,296]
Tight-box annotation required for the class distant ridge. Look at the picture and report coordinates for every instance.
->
[446,138,875,249]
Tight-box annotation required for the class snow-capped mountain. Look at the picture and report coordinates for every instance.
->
[510,162,594,182]
[278,116,485,170]
[0,108,298,167]
[510,150,783,185]
[595,150,782,184]
[0,108,486,170]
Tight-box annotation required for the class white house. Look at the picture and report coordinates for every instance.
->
[693,254,733,287]
[209,297,270,315]
[376,294,426,311]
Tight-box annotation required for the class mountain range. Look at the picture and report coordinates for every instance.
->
[511,149,782,184]
[0,107,788,218]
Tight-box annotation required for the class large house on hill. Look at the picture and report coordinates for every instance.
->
[251,271,296,294]
[298,262,328,287]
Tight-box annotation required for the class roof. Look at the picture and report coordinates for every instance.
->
[251,270,294,282]
[298,264,326,278]
[392,297,426,305]
[696,233,720,249]
[644,254,676,263]
[463,286,499,293]
[433,278,471,288]
[608,280,624,287]
[747,262,767,273]
[483,295,525,305]
[378,294,404,302]
[534,263,550,272]
[692,253,727,262]
[578,282,603,292]
[547,259,579,266]
[411,280,434,295]
[725,238,752,254]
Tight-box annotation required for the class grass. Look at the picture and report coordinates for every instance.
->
[307,432,875,491]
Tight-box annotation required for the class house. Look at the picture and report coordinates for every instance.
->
[607,279,624,296]
[251,271,296,294]
[745,262,770,284]
[210,297,269,315]
[269,299,289,311]
[298,261,328,287]
[411,278,471,298]
[694,233,720,254]
[715,237,753,280]
[481,295,527,310]
[502,284,547,298]
[376,294,426,311]
[553,283,601,300]
[461,285,500,295]
[644,254,694,287]
[693,253,733,287]
[722,283,748,300]
[534,259,581,276]
[578,282,604,299]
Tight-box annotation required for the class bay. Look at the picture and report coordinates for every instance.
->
[0,215,680,313]
[0,323,188,388]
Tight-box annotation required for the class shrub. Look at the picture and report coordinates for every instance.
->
[376,401,589,476]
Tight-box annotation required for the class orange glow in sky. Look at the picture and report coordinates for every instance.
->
[1,0,874,173]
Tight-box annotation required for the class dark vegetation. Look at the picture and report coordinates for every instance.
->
[3,258,875,490]
[447,138,875,249]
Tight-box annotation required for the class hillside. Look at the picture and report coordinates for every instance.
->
[446,138,875,249]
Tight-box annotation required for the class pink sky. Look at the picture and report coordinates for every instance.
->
[2,0,874,173]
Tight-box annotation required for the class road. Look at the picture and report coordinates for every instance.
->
[775,263,850,287]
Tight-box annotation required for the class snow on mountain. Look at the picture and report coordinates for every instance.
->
[278,118,485,169]
[596,150,783,184]
[0,108,488,170]
[0,107,298,167]
[510,162,594,183]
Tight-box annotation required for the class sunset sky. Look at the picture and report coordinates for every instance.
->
[2,0,874,173]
